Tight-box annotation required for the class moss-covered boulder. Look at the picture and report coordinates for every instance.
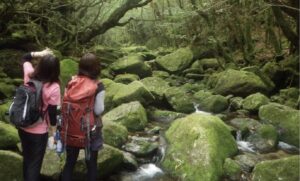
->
[242,93,270,112]
[234,153,261,172]
[112,81,154,106]
[41,149,62,180]
[259,103,300,147]
[124,137,159,157]
[229,97,244,111]
[140,77,170,101]
[0,150,23,181]
[156,48,194,73]
[162,114,237,181]
[110,54,152,78]
[165,87,195,113]
[194,90,228,113]
[0,121,19,149]
[147,108,186,122]
[114,74,139,84]
[229,118,262,136]
[191,58,221,72]
[211,69,273,97]
[252,156,299,181]
[246,124,278,153]
[103,80,126,112]
[102,121,128,148]
[271,88,299,109]
[60,58,78,90]
[103,101,147,131]
[223,158,242,180]
[73,144,124,180]
[0,82,15,99]
[152,70,170,79]
[0,101,11,123]
[92,45,124,65]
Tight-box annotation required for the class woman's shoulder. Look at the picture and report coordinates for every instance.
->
[44,82,60,92]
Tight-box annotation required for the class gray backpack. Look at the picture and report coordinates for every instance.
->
[9,79,43,128]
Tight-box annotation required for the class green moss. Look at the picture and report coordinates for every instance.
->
[242,93,269,111]
[60,59,78,90]
[252,156,299,181]
[165,87,195,113]
[103,101,148,131]
[140,77,170,100]
[147,108,186,122]
[212,69,273,97]
[114,74,139,84]
[0,101,11,123]
[103,121,128,148]
[112,81,154,106]
[259,103,300,147]
[104,81,126,112]
[162,114,237,181]
[156,47,194,73]
[0,82,15,99]
[223,158,241,178]
[0,150,23,181]
[0,121,20,149]
[111,54,152,78]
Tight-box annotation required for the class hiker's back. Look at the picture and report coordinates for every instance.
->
[61,76,98,148]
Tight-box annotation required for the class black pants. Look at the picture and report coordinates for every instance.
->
[61,146,98,181]
[18,129,48,181]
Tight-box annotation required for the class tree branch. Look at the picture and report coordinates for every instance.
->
[78,0,152,43]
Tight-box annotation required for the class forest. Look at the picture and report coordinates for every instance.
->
[0,0,299,181]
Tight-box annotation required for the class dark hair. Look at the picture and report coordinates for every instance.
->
[78,53,100,79]
[31,55,60,83]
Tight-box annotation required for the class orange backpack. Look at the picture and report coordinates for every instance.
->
[60,76,98,148]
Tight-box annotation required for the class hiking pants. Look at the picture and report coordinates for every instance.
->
[61,146,98,181]
[18,129,48,181]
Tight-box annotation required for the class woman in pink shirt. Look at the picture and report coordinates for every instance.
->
[19,49,61,181]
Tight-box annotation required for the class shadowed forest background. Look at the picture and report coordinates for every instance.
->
[0,0,299,181]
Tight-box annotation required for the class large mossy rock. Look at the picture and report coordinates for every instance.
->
[110,54,152,78]
[112,81,154,106]
[259,103,300,147]
[0,82,15,99]
[103,80,126,112]
[162,114,237,181]
[0,121,19,149]
[194,90,228,113]
[140,77,170,101]
[165,87,195,114]
[0,101,11,123]
[147,108,186,122]
[271,88,299,109]
[252,156,299,181]
[114,74,139,84]
[156,48,194,73]
[73,144,124,180]
[102,121,128,148]
[0,150,23,181]
[242,93,270,112]
[60,58,78,90]
[210,69,273,97]
[103,101,148,131]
